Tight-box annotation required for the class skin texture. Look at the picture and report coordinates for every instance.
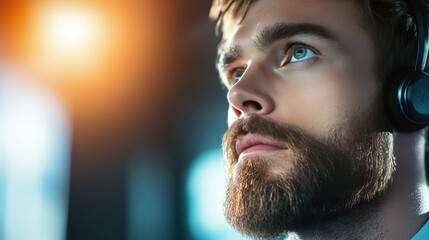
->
[218,0,429,239]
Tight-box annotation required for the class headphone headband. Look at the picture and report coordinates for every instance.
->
[386,0,429,132]
[410,0,429,71]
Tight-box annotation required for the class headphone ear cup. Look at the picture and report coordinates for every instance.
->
[386,68,429,132]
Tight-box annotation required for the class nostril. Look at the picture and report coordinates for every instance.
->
[243,100,263,111]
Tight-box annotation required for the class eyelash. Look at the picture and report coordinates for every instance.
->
[225,68,243,86]
[224,42,319,87]
[281,42,319,66]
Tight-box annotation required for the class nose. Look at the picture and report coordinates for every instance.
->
[227,63,274,120]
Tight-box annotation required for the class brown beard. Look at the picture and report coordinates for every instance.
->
[222,115,395,239]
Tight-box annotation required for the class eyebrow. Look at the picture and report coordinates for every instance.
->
[216,22,339,71]
[217,43,242,72]
[254,22,337,51]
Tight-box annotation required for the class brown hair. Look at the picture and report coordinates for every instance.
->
[209,0,256,35]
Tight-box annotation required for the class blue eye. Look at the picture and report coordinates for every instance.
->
[232,68,245,83]
[290,46,317,63]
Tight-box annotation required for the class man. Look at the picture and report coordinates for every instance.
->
[209,0,429,239]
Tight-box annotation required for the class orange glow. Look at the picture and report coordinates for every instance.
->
[30,2,109,82]
[0,1,160,86]
[0,1,179,116]
[38,4,100,55]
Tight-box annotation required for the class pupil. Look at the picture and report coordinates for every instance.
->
[294,48,307,59]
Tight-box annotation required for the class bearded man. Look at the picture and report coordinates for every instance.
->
[210,0,429,239]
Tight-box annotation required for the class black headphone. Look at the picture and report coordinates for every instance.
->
[387,0,429,132]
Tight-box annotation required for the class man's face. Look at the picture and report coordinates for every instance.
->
[218,0,395,238]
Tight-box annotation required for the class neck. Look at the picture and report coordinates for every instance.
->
[285,130,429,240]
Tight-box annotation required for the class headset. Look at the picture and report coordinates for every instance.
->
[387,0,429,132]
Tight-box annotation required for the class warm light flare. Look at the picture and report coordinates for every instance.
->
[30,2,108,81]
[0,1,166,103]
[41,6,97,52]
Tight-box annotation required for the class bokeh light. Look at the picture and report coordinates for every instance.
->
[39,4,99,52]
[32,3,105,80]
[0,66,71,240]
[0,1,227,239]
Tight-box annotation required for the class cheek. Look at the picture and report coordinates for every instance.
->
[273,69,379,136]
[296,81,350,133]
[225,81,345,131]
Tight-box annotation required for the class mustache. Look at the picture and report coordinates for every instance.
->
[222,115,325,163]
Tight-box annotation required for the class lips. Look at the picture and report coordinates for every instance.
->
[235,134,287,160]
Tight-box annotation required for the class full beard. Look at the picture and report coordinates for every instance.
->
[222,114,395,239]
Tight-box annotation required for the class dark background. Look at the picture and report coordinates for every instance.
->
[0,1,229,239]
[62,1,227,240]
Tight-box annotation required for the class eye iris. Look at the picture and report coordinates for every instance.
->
[234,69,245,82]
[293,47,307,60]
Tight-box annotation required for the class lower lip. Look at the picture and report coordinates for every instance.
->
[238,144,285,160]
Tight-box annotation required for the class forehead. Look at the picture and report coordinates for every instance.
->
[221,0,366,48]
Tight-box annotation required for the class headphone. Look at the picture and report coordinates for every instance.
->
[387,0,429,132]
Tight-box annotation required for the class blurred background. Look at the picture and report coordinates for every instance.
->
[0,1,250,239]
